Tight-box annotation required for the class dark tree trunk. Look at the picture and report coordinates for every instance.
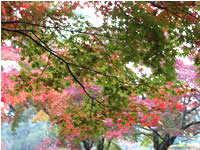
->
[97,138,105,150]
[153,132,176,150]
[105,139,112,150]
[83,140,93,150]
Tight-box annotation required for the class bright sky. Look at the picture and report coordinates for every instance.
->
[75,6,103,27]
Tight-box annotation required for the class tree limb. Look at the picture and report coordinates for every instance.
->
[2,27,94,99]
[182,121,200,129]
[105,139,112,150]
[1,21,101,35]
[149,127,164,141]
[147,1,200,22]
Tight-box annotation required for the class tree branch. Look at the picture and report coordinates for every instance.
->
[182,121,200,130]
[2,27,94,99]
[147,1,181,19]
[2,27,107,107]
[146,1,200,22]
[149,127,164,141]
[2,26,135,86]
[187,105,200,114]
[90,98,94,118]
[105,139,112,150]
[1,27,35,32]
[1,21,101,36]
[40,53,51,76]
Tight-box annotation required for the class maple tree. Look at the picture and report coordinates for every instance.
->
[1,1,200,150]
[128,84,200,150]
[122,55,200,150]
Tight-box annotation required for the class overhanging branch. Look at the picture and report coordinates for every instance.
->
[149,127,164,141]
[146,1,200,23]
[2,27,94,99]
[1,21,101,36]
[182,121,200,129]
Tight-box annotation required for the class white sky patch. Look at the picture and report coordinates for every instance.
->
[3,40,12,46]
[176,46,194,65]
[74,6,103,27]
[127,62,152,78]
[177,56,194,65]
[1,60,21,72]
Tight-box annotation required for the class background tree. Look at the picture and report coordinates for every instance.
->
[123,55,200,150]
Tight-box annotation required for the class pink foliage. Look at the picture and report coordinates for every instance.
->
[1,142,4,150]
[1,45,21,62]
[106,130,123,140]
[1,71,27,105]
[105,127,132,140]
[175,58,200,88]
[104,118,113,127]
[32,138,60,150]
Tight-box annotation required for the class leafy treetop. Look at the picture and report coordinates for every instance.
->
[1,1,200,150]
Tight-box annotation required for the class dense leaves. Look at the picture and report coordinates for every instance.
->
[1,1,200,150]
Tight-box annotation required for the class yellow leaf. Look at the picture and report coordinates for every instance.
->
[32,110,50,123]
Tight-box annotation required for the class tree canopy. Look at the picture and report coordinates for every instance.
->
[1,1,200,150]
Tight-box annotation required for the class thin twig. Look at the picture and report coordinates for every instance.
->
[2,21,101,35]
[147,1,200,23]
[1,27,35,32]
[40,53,51,76]
[90,98,94,118]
